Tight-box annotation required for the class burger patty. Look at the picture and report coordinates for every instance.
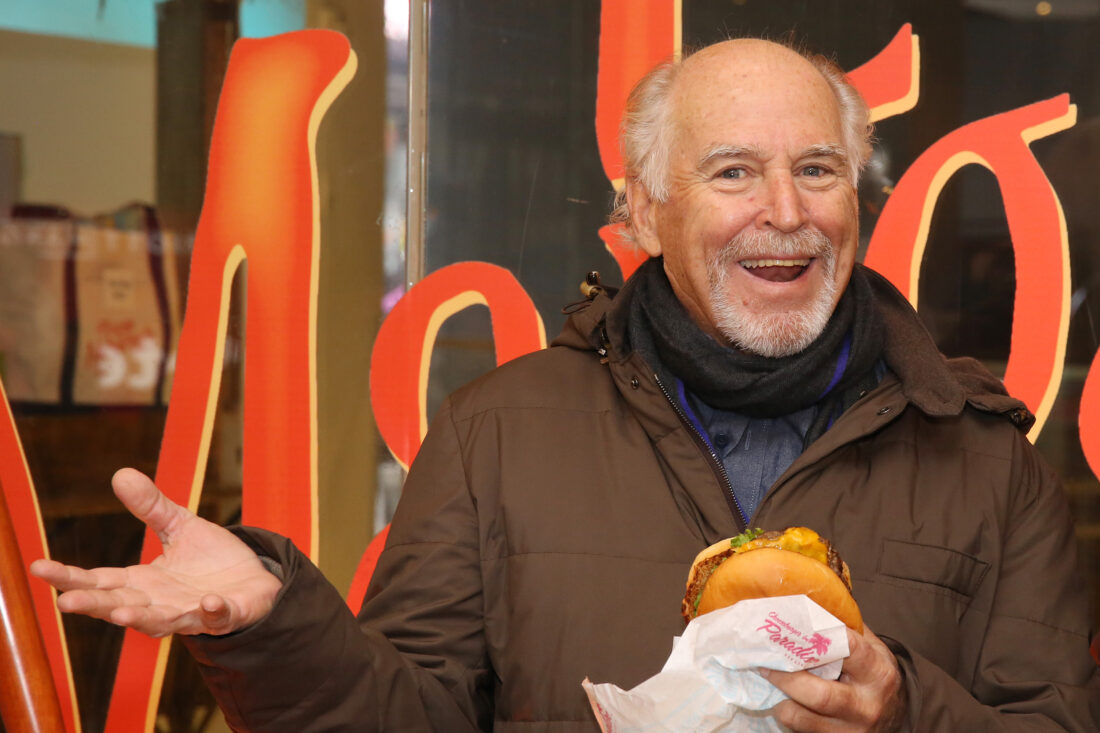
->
[824,542,847,585]
[681,547,737,619]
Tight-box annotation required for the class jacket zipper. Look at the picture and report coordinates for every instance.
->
[653,372,749,530]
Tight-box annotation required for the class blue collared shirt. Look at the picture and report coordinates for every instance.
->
[681,387,818,523]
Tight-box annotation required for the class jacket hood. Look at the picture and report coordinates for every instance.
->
[553,283,617,352]
[551,263,1034,433]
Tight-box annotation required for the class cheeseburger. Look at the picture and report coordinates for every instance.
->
[682,527,863,632]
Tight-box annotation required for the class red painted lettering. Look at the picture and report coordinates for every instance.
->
[864,96,1075,438]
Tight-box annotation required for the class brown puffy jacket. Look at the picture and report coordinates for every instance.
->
[185,267,1100,731]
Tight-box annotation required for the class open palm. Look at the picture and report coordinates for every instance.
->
[30,468,282,637]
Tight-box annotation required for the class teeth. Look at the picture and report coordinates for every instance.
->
[740,258,811,268]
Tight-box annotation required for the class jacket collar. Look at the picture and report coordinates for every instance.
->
[553,262,1032,432]
[865,266,1032,431]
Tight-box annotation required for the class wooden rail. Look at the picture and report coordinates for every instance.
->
[0,480,64,733]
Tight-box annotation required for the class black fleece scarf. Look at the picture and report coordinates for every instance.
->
[618,257,885,439]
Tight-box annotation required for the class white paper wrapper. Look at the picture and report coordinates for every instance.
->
[582,595,850,733]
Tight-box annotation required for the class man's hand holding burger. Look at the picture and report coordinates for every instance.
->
[683,527,908,732]
[762,625,907,732]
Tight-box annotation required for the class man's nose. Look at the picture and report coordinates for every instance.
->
[755,174,807,233]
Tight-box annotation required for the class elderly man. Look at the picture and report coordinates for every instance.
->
[33,39,1098,732]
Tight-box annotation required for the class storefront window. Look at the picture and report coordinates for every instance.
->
[2,2,1096,731]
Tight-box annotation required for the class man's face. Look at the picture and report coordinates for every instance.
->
[630,41,860,357]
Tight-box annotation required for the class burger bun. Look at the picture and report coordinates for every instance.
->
[696,546,864,632]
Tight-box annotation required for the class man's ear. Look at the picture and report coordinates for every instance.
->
[626,178,663,257]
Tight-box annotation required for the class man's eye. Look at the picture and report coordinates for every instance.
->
[719,168,745,179]
[801,165,833,178]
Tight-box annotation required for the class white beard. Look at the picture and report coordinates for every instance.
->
[707,229,838,358]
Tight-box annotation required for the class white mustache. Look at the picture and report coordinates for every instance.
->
[712,229,834,266]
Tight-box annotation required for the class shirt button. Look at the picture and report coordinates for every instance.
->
[714,433,730,448]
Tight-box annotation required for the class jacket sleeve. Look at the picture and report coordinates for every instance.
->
[883,431,1100,732]
[182,398,493,732]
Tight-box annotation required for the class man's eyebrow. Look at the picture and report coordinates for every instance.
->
[697,144,765,169]
[697,143,850,170]
[800,143,849,163]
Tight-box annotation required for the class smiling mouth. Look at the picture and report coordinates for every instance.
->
[740,258,811,283]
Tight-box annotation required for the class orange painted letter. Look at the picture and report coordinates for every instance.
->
[106,31,357,732]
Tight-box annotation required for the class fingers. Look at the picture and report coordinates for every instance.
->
[112,468,188,543]
[30,558,215,636]
[28,558,70,586]
[46,582,235,637]
[55,586,153,624]
[769,697,835,733]
[30,559,129,592]
[110,603,197,637]
[761,668,845,724]
[30,558,161,627]
[110,594,235,637]
[839,627,877,683]
[760,625,906,732]
[839,627,901,694]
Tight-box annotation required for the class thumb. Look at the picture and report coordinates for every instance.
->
[111,467,189,544]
